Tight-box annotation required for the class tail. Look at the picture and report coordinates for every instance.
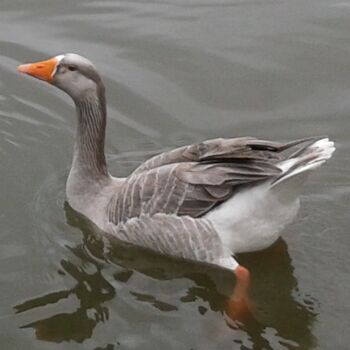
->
[271,137,335,194]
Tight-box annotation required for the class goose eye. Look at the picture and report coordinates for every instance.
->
[68,65,77,71]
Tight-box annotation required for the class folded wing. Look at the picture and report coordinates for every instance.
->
[107,137,316,223]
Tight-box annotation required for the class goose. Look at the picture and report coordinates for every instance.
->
[17,53,335,321]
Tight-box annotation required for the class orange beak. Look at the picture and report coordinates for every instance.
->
[17,57,58,82]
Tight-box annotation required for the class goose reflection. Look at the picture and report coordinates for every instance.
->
[15,203,316,348]
[14,211,116,342]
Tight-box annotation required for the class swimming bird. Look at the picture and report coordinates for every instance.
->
[17,53,335,321]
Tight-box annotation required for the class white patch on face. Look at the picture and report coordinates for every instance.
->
[51,54,65,78]
[55,54,65,63]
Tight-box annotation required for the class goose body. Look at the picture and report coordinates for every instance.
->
[17,54,335,292]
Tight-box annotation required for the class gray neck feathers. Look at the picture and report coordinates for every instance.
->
[73,85,108,179]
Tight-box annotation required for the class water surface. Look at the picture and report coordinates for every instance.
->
[0,0,349,349]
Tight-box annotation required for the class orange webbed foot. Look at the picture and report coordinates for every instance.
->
[225,265,254,327]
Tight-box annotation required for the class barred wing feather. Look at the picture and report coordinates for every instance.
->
[108,137,317,223]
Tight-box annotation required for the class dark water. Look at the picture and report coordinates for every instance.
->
[1,0,350,349]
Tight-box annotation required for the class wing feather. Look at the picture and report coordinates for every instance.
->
[110,214,236,270]
[108,136,318,223]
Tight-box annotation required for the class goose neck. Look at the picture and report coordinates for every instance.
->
[73,90,108,178]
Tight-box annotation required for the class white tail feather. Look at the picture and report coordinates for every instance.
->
[273,138,335,187]
[205,137,335,253]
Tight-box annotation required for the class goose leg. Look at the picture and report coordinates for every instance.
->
[225,265,253,326]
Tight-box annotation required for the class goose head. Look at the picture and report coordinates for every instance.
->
[17,53,103,101]
[18,53,108,179]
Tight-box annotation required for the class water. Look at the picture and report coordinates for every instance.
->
[0,0,349,349]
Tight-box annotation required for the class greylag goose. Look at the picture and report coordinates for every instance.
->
[17,54,335,320]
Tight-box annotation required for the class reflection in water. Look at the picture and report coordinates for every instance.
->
[16,259,115,343]
[15,203,316,348]
[238,243,317,349]
[15,208,116,342]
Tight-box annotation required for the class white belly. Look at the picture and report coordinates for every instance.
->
[204,182,300,253]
